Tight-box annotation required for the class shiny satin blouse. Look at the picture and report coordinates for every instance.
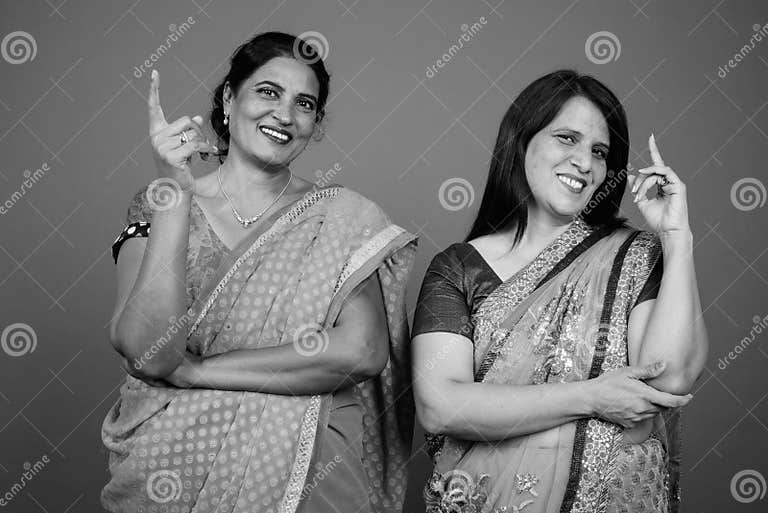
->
[412,241,661,339]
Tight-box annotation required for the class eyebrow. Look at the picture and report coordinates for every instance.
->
[554,127,610,150]
[255,80,318,104]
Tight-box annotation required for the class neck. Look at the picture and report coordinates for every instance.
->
[518,205,576,248]
[218,145,291,198]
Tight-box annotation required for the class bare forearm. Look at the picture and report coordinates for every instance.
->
[185,339,378,395]
[638,231,708,393]
[116,194,193,376]
[421,379,594,441]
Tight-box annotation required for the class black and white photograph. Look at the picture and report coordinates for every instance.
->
[0,1,766,511]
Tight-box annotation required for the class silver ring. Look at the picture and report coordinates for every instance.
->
[660,176,671,187]
[180,130,189,145]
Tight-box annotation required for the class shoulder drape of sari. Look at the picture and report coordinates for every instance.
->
[423,217,680,513]
[101,186,417,513]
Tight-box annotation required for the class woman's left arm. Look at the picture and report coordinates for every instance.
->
[628,231,709,394]
[164,273,390,395]
[626,134,709,395]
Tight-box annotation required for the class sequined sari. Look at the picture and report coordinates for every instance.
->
[101,186,417,513]
[423,217,681,513]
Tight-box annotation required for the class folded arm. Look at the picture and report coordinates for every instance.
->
[163,273,390,395]
[627,231,709,395]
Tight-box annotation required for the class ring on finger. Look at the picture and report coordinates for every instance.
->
[660,175,671,187]
[180,129,189,145]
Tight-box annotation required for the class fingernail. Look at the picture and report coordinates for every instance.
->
[151,69,157,80]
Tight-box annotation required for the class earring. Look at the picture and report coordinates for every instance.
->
[223,112,229,126]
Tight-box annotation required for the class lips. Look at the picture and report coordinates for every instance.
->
[557,173,587,193]
[258,125,293,144]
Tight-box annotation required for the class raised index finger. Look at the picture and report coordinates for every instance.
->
[148,69,167,133]
[649,133,665,167]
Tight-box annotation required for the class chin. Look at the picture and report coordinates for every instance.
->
[251,146,292,167]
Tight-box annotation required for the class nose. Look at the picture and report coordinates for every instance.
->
[569,145,591,173]
[271,102,293,126]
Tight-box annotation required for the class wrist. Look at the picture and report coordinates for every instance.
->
[660,229,693,258]
[576,379,598,417]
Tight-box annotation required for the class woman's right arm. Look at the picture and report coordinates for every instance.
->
[109,69,216,380]
[109,194,193,379]
[412,332,693,442]
[414,331,590,440]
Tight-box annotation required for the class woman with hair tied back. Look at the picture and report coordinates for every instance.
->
[412,70,708,512]
[102,32,416,513]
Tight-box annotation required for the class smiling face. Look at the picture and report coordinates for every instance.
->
[223,56,320,169]
[524,96,611,221]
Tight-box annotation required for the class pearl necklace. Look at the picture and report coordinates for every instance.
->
[217,165,292,228]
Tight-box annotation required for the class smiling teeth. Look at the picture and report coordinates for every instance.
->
[558,175,584,191]
[261,127,289,141]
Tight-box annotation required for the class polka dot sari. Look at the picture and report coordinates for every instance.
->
[101,185,417,513]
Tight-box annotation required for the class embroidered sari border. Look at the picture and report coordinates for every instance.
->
[474,223,618,384]
[325,225,416,326]
[279,395,323,513]
[559,230,640,513]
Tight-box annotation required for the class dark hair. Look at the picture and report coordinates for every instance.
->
[466,69,629,245]
[210,31,331,162]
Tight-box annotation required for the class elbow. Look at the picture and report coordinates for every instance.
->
[414,385,452,435]
[116,335,184,380]
[344,333,389,382]
[649,366,701,395]
[417,403,448,435]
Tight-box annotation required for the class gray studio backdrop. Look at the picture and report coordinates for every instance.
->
[1,1,766,511]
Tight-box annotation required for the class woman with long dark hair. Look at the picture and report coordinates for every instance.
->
[412,70,707,512]
[102,32,416,513]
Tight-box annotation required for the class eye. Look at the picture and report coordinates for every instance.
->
[556,134,576,144]
[256,87,278,99]
[592,147,608,160]
[296,98,316,112]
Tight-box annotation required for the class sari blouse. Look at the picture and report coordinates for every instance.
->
[412,242,662,339]
[411,219,679,513]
